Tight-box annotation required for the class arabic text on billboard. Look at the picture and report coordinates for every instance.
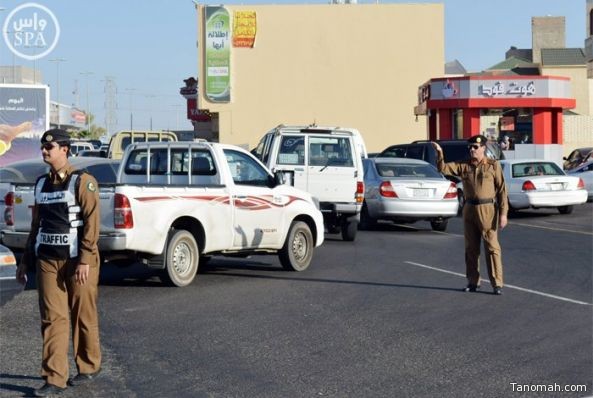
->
[205,6,231,103]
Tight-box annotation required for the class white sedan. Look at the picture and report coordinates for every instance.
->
[500,159,587,214]
[567,160,593,201]
[361,158,459,231]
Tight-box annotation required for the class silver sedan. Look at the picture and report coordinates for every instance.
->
[361,158,459,231]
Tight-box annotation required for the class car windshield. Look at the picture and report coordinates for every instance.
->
[512,162,564,178]
[377,163,441,178]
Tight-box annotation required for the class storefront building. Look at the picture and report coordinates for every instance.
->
[415,75,576,162]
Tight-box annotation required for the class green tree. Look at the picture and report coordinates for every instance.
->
[77,113,105,139]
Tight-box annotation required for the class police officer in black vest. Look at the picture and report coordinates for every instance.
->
[16,129,102,397]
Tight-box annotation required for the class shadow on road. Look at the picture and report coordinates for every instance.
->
[0,373,41,397]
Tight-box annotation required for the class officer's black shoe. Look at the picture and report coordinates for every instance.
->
[463,284,479,292]
[68,368,101,386]
[493,287,503,295]
[33,383,66,397]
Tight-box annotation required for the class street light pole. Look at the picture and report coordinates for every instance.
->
[49,58,67,128]
[80,71,94,135]
[124,88,138,131]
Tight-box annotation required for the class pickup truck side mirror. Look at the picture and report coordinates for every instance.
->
[272,169,294,186]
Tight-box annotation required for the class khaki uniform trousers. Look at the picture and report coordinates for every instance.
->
[462,203,503,288]
[36,256,101,388]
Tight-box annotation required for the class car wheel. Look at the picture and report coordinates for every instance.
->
[279,221,314,271]
[430,218,448,232]
[163,229,199,287]
[341,218,358,241]
[358,204,377,230]
[557,205,573,215]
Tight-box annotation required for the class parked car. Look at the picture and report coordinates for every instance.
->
[78,149,108,158]
[360,158,458,231]
[563,147,593,171]
[379,139,504,208]
[500,159,587,214]
[0,244,21,306]
[1,157,120,242]
[69,141,95,156]
[567,160,593,201]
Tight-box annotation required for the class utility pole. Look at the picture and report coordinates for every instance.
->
[103,76,118,136]
[49,58,67,128]
[124,88,138,131]
[80,71,94,134]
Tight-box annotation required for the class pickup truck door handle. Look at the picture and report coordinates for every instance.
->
[234,195,247,199]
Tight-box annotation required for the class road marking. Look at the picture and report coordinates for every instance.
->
[509,222,593,236]
[0,276,16,280]
[404,261,592,306]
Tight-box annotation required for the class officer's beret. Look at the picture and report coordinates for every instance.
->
[467,135,488,145]
[41,129,71,145]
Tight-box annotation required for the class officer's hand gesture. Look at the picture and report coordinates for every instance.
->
[75,263,90,285]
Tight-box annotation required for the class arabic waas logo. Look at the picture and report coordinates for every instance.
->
[2,3,61,61]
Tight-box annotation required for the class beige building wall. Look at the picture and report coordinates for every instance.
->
[197,4,444,152]
[541,66,590,116]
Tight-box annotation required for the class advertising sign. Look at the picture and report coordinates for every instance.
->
[0,84,49,165]
[233,11,256,48]
[204,6,231,103]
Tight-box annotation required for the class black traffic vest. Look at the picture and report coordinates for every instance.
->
[34,171,84,260]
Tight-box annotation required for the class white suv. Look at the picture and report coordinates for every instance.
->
[253,125,367,241]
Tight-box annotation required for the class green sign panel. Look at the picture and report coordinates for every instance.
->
[205,6,231,102]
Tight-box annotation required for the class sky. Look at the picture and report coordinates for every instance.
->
[0,0,587,137]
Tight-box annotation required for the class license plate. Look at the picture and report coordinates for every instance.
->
[413,189,430,198]
[550,183,563,191]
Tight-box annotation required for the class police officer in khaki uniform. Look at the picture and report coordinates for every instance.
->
[16,129,102,397]
[432,135,508,295]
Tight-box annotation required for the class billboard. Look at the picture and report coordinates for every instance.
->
[204,6,231,102]
[0,84,50,166]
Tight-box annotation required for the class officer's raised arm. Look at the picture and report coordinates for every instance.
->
[432,141,461,176]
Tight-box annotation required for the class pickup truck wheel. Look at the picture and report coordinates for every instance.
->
[279,221,313,272]
[164,230,199,287]
[341,219,358,241]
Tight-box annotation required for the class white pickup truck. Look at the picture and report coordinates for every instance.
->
[2,141,324,287]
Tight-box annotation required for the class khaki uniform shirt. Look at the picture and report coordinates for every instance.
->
[436,154,509,217]
[21,163,100,267]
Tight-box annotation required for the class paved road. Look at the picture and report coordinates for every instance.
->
[1,203,591,397]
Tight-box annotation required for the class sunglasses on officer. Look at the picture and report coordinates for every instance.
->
[40,142,61,151]
[41,142,57,151]
[468,144,483,150]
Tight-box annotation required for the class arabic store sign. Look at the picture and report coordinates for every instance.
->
[205,6,231,103]
[480,81,535,97]
[2,3,60,61]
[428,78,571,101]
